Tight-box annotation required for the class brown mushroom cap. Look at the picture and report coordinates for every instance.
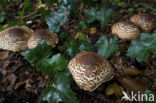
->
[0,26,34,51]
[130,13,156,32]
[28,29,58,49]
[112,21,140,40]
[68,52,114,91]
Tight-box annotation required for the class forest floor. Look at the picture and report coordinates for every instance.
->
[0,0,156,103]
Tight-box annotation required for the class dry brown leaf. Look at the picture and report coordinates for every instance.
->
[2,60,23,72]
[0,51,9,60]
[117,76,147,94]
[2,73,16,91]
[105,83,124,97]
[123,66,141,76]
[89,27,97,35]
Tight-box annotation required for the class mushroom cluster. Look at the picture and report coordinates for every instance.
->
[0,26,58,51]
[68,52,114,91]
[112,13,156,40]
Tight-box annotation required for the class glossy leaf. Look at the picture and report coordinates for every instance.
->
[42,72,78,103]
[86,4,112,28]
[127,33,156,62]
[39,54,67,76]
[22,41,53,67]
[79,41,96,52]
[96,36,119,58]
[45,6,68,32]
[64,37,80,58]
[58,0,78,18]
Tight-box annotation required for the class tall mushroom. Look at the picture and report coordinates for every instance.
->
[130,13,156,32]
[28,29,58,49]
[111,21,140,40]
[0,26,34,51]
[68,52,114,91]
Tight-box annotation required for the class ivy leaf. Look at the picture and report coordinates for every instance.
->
[58,0,78,18]
[127,33,156,62]
[79,41,96,52]
[39,54,67,76]
[42,72,78,103]
[45,6,68,32]
[64,37,80,58]
[86,4,112,28]
[22,41,53,67]
[42,87,62,103]
[96,36,119,59]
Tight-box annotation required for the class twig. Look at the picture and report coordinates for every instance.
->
[15,10,39,20]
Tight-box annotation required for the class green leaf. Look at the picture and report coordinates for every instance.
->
[86,4,112,28]
[58,0,78,18]
[38,7,51,18]
[96,36,119,59]
[64,37,80,58]
[20,0,34,16]
[22,41,53,67]
[42,87,62,103]
[39,54,67,76]
[127,33,156,62]
[0,16,5,23]
[42,72,78,103]
[78,21,87,30]
[128,8,134,13]
[45,6,68,32]
[79,41,96,52]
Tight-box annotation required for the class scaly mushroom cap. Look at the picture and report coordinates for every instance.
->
[112,21,140,40]
[130,13,156,32]
[0,26,34,51]
[28,29,58,49]
[68,52,114,91]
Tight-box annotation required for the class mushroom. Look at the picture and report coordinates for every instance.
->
[112,21,140,40]
[130,13,156,32]
[68,52,114,91]
[28,29,58,49]
[0,26,34,51]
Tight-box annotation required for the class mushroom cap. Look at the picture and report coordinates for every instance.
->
[112,21,140,40]
[130,13,156,32]
[28,29,58,49]
[68,52,114,91]
[0,26,34,51]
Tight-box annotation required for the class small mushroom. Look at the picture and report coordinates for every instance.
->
[112,21,140,40]
[68,52,114,91]
[0,26,34,51]
[28,29,58,49]
[130,13,156,32]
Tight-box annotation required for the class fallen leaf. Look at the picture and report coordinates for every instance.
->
[0,51,9,60]
[105,83,124,97]
[123,66,141,76]
[2,73,16,91]
[117,76,147,94]
[89,27,97,35]
[2,60,23,73]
